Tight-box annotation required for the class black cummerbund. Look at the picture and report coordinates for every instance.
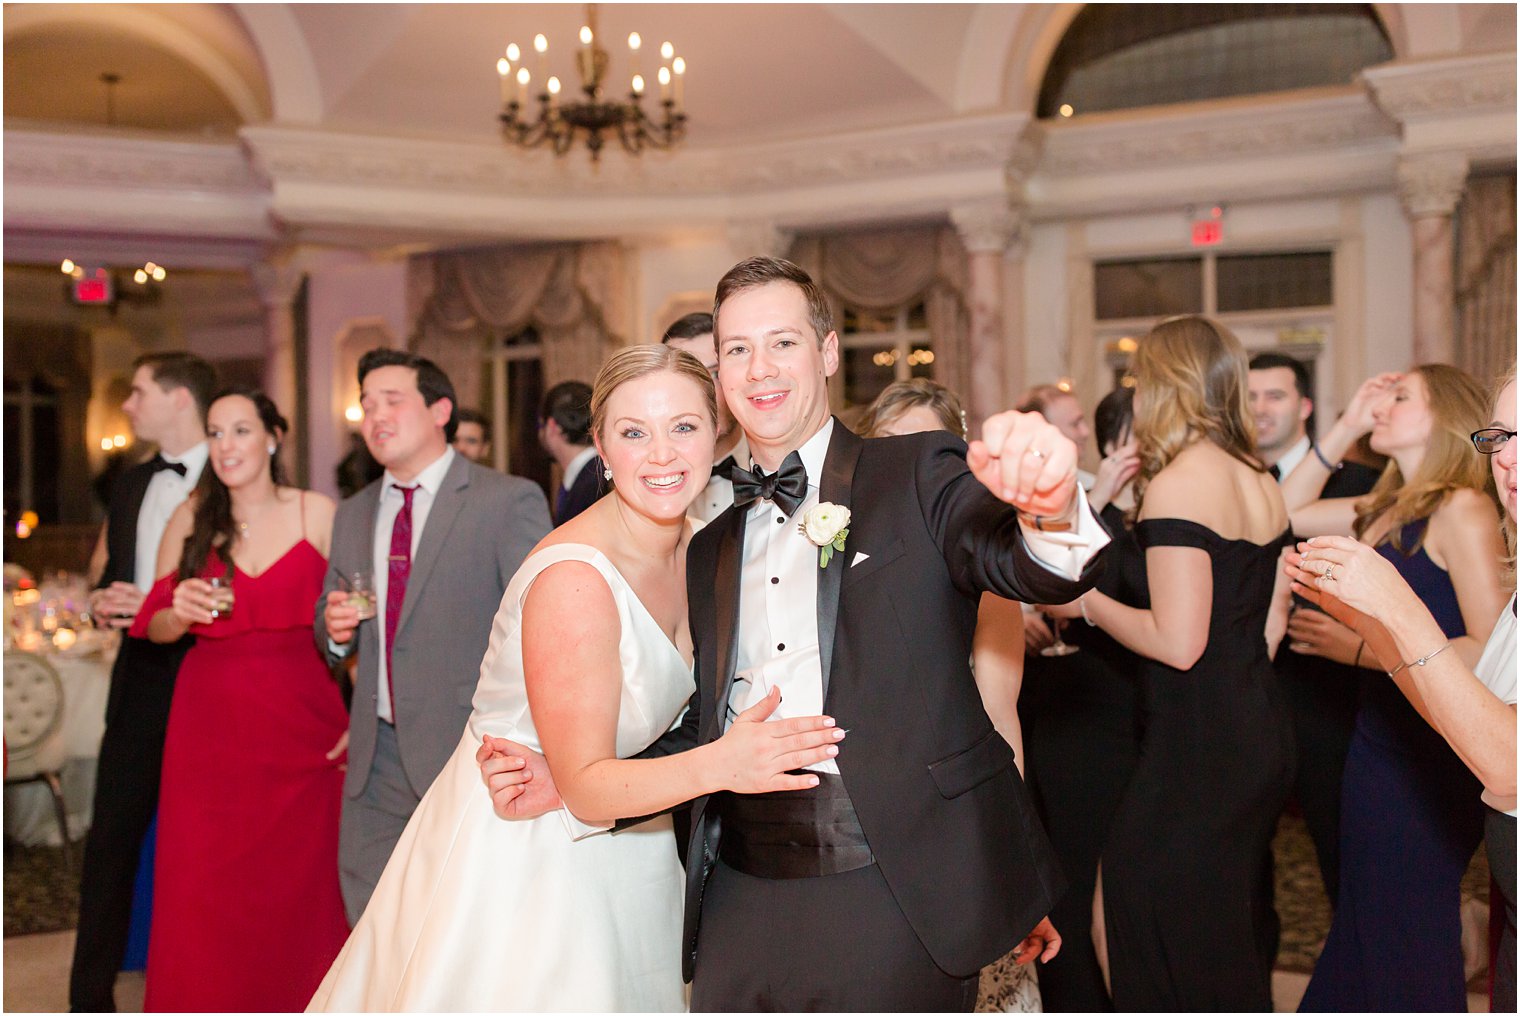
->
[717,771,874,879]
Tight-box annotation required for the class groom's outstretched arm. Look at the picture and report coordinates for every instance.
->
[922,409,1109,605]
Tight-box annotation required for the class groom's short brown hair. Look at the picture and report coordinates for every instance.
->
[713,256,834,347]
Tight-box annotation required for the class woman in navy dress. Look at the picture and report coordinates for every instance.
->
[1282,365,1507,1011]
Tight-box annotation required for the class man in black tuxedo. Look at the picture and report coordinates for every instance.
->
[1249,353,1381,917]
[70,352,216,1012]
[539,380,603,523]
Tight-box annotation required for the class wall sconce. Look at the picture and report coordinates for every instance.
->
[344,404,363,425]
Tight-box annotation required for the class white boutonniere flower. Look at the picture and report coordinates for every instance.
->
[799,502,851,568]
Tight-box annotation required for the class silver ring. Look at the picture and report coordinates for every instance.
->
[1323,563,1337,581]
[1026,447,1046,460]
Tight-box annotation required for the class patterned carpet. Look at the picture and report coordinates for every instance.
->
[5,815,1494,985]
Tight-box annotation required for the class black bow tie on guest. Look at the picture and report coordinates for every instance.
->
[150,455,188,478]
[1268,463,1282,481]
[730,451,809,517]
[712,456,740,482]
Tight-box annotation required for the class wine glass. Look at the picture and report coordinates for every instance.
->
[1040,616,1080,657]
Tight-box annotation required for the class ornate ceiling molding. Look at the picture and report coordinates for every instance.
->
[3,125,263,192]
[1362,52,1516,121]
[1035,89,1399,178]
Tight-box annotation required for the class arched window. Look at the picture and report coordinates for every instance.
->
[1038,4,1393,119]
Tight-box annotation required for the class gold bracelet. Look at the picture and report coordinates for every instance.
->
[1387,641,1451,678]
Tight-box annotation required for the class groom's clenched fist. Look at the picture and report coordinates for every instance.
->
[967,409,1080,524]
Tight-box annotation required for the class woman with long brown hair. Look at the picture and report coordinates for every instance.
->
[1279,364,1507,1012]
[1044,316,1293,1009]
[132,388,349,1011]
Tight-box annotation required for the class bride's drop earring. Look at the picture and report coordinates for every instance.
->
[603,467,613,481]
[267,444,277,455]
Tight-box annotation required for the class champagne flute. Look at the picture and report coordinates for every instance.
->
[1040,616,1080,657]
[207,575,235,620]
[346,569,377,621]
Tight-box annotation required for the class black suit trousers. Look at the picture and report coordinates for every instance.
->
[690,860,979,1012]
[68,638,185,1012]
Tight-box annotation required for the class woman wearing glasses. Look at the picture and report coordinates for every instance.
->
[1279,365,1508,1011]
[1287,372,1515,1011]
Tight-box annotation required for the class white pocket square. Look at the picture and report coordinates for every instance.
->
[851,552,870,567]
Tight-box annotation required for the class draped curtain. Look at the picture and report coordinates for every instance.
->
[409,242,628,409]
[789,225,971,403]
[1455,172,1517,383]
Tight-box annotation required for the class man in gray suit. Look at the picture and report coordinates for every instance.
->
[317,348,550,923]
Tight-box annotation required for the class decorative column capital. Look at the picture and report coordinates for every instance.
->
[249,255,305,309]
[727,220,794,261]
[950,201,1025,257]
[1396,152,1469,219]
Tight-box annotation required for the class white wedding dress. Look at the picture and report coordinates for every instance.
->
[308,544,694,1012]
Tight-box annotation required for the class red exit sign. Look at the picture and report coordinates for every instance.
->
[1191,219,1224,246]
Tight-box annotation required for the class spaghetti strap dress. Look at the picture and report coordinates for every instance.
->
[1100,518,1295,1011]
[1300,518,1483,1012]
[132,524,350,1012]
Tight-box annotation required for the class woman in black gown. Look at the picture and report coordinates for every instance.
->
[1022,387,1146,1012]
[1044,316,1295,1010]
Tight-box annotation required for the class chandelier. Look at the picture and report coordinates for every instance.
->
[495,4,686,161]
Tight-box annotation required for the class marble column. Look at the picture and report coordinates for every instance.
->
[1396,152,1468,365]
[250,256,306,475]
[950,201,1023,432]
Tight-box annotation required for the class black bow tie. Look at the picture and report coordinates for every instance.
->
[151,455,188,478]
[713,456,740,482]
[1268,463,1282,481]
[731,451,808,517]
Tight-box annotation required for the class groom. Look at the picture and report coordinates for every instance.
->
[487,257,1109,1009]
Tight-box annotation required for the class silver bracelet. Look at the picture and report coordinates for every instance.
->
[1079,594,1096,627]
[1387,641,1451,678]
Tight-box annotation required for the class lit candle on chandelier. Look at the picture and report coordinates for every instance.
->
[631,73,645,98]
[580,24,593,52]
[547,76,561,107]
[657,65,671,102]
[497,57,511,104]
[672,55,686,107]
[516,66,531,104]
[533,33,548,84]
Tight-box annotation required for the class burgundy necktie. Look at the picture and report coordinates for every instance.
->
[385,484,418,721]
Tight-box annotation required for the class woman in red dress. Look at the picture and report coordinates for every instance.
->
[134,389,349,1012]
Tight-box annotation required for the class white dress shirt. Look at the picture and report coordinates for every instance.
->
[690,435,748,524]
[1273,435,1312,482]
[372,447,456,723]
[722,420,1109,773]
[134,442,209,589]
[1474,595,1517,816]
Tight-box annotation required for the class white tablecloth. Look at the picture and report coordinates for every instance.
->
[5,644,115,846]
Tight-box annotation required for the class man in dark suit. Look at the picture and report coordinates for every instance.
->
[485,258,1111,1009]
[318,349,550,923]
[1249,353,1381,914]
[70,352,217,1012]
[538,380,602,523]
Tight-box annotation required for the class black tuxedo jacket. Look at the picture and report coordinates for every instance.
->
[667,423,1105,981]
[97,458,193,726]
[557,454,605,523]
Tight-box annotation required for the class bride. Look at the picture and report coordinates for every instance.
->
[308,345,844,1012]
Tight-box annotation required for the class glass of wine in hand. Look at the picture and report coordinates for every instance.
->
[1040,616,1079,657]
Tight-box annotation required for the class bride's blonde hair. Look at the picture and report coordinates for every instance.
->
[589,345,717,443]
[1131,315,1261,517]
